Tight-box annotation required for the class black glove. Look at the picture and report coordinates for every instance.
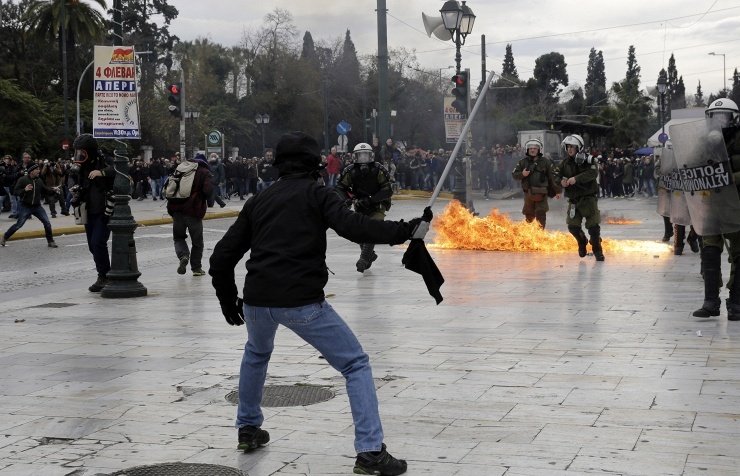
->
[219,296,244,326]
[422,206,433,222]
[354,197,371,210]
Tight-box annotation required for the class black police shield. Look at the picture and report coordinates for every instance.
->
[670,119,740,236]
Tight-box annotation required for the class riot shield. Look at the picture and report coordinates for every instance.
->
[660,144,691,226]
[670,119,740,235]
[655,145,671,218]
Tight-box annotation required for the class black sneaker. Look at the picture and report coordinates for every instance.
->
[177,255,189,275]
[354,444,407,475]
[88,276,107,293]
[237,425,269,452]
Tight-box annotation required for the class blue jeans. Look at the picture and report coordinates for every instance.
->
[237,301,383,453]
[4,203,54,242]
[4,187,18,215]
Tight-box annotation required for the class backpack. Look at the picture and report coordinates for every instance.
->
[164,161,198,203]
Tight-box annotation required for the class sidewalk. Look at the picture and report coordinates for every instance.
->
[2,196,739,475]
[0,190,453,241]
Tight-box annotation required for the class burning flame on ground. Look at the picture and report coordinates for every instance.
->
[432,201,669,254]
[604,214,642,225]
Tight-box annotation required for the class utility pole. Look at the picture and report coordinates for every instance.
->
[376,0,390,141]
[179,69,186,158]
[480,34,487,148]
[61,0,69,152]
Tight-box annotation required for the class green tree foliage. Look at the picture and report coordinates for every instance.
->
[585,48,606,107]
[694,80,706,107]
[666,53,686,110]
[608,57,653,147]
[532,52,568,118]
[501,43,518,80]
[730,69,740,104]
[0,78,54,154]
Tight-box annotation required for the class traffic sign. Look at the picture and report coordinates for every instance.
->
[658,132,669,144]
[207,130,222,146]
[336,120,351,135]
[338,134,348,153]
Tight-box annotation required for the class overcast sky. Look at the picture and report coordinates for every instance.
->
[168,0,738,100]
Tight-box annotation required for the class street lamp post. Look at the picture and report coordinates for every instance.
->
[255,113,270,154]
[184,110,200,157]
[438,65,454,90]
[656,70,668,142]
[439,0,476,75]
[708,52,727,94]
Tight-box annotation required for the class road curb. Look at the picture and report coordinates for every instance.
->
[5,209,240,242]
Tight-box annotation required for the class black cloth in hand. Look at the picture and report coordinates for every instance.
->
[219,296,245,326]
[407,217,423,238]
[402,239,444,304]
[422,206,433,222]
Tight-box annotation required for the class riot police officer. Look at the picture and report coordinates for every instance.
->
[692,99,740,320]
[512,138,561,228]
[335,143,393,272]
[557,134,604,261]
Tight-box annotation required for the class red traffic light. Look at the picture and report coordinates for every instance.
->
[168,84,180,95]
[451,74,466,86]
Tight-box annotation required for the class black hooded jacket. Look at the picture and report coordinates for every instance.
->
[209,174,415,307]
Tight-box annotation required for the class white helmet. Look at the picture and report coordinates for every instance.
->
[561,134,584,153]
[706,98,739,128]
[524,138,543,154]
[353,142,374,164]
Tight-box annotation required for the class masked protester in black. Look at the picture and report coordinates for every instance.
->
[71,134,115,292]
[208,131,431,476]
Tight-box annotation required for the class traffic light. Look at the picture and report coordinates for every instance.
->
[167,83,182,118]
[451,72,469,116]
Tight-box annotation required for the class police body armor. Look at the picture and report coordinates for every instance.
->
[559,155,599,201]
[670,118,740,236]
[520,156,549,195]
[341,163,392,214]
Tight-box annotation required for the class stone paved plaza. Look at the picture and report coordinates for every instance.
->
[2,193,740,475]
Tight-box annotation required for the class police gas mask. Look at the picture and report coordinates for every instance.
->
[73,149,89,165]
[575,152,587,165]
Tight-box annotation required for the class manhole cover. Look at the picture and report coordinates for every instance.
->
[106,462,244,476]
[225,385,334,407]
[29,302,77,308]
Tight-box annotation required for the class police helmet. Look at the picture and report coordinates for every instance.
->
[524,138,543,154]
[353,142,375,164]
[561,134,584,154]
[705,98,739,128]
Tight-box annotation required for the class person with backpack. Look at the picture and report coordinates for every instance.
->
[166,153,214,276]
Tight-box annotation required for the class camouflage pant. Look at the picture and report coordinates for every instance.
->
[566,196,600,229]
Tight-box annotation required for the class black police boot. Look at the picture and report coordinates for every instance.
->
[535,212,546,229]
[356,243,377,273]
[568,226,588,258]
[661,216,673,242]
[687,227,700,253]
[727,300,740,321]
[726,259,740,321]
[693,246,722,318]
[673,225,685,255]
[588,226,605,261]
